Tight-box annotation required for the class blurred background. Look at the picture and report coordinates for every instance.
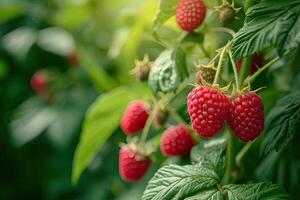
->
[1,0,300,199]
[0,0,163,199]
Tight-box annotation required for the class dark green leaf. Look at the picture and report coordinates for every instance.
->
[142,164,220,200]
[261,93,300,155]
[182,32,204,44]
[190,137,226,178]
[148,47,187,93]
[72,85,152,184]
[184,189,224,200]
[153,0,179,33]
[225,182,287,200]
[232,0,300,58]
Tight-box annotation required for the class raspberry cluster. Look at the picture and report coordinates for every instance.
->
[117,0,266,183]
[187,86,264,142]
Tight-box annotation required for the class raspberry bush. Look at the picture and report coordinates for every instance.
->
[71,0,300,199]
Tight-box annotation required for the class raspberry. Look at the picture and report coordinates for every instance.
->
[121,101,149,135]
[219,5,235,24]
[67,52,79,64]
[160,125,195,156]
[119,146,151,182]
[228,92,264,142]
[131,55,152,81]
[187,86,230,137]
[236,53,264,75]
[176,0,207,32]
[196,65,216,84]
[31,71,48,91]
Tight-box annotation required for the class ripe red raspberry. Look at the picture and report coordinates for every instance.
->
[187,86,230,137]
[176,0,207,32]
[121,101,149,135]
[119,146,151,182]
[160,125,195,156]
[31,71,48,91]
[228,92,264,142]
[236,53,264,75]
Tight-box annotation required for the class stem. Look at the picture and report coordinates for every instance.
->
[224,130,234,184]
[209,53,220,66]
[235,141,253,167]
[153,32,169,48]
[176,32,189,44]
[238,56,252,86]
[213,44,228,85]
[140,113,154,145]
[244,51,290,84]
[228,49,240,91]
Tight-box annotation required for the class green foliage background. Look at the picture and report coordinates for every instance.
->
[0,0,300,199]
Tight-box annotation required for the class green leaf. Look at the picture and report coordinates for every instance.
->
[261,93,300,155]
[72,85,152,184]
[37,27,75,56]
[232,0,300,59]
[190,137,226,178]
[153,0,179,33]
[182,32,204,44]
[142,164,220,200]
[224,182,287,200]
[10,97,56,146]
[0,5,23,22]
[184,189,224,200]
[2,27,36,56]
[148,47,187,94]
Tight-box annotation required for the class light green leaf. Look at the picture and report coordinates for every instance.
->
[72,85,152,184]
[190,137,226,178]
[225,182,287,200]
[232,0,300,58]
[153,0,179,33]
[37,27,75,56]
[184,189,224,200]
[2,27,36,56]
[142,164,220,200]
[10,97,56,146]
[148,47,187,93]
[261,93,300,155]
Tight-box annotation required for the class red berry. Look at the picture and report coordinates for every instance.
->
[187,86,230,137]
[228,92,264,142]
[121,101,149,135]
[176,0,207,32]
[235,53,264,75]
[67,52,79,64]
[160,125,194,156]
[31,71,48,91]
[119,146,151,182]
